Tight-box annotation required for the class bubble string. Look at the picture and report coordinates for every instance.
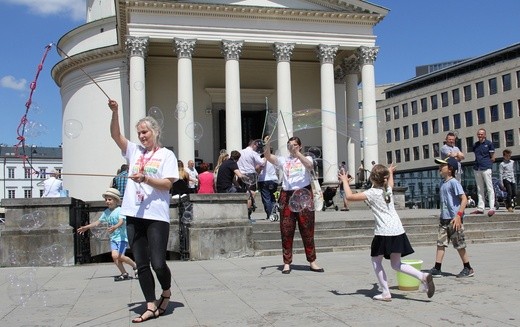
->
[53,43,111,100]
[14,44,53,175]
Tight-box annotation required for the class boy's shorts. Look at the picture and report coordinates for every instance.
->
[111,240,128,254]
[436,221,466,250]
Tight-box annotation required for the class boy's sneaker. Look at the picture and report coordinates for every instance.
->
[429,267,442,278]
[114,273,130,282]
[456,267,475,278]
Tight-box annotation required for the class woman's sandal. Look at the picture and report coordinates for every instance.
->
[132,308,159,323]
[156,294,171,316]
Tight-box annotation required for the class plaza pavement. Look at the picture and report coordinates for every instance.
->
[0,208,519,326]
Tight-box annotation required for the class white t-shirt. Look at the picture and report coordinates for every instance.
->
[121,141,179,223]
[185,167,199,189]
[276,155,312,191]
[43,177,63,197]
[258,160,278,182]
[364,187,405,236]
[238,146,264,174]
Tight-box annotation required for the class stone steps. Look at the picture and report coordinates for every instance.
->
[252,213,520,257]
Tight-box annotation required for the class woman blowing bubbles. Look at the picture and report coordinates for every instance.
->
[338,164,434,301]
[108,100,179,323]
[264,136,324,274]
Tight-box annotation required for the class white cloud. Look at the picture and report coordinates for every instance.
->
[0,76,27,91]
[2,0,85,21]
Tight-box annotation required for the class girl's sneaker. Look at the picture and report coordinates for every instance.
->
[114,273,130,281]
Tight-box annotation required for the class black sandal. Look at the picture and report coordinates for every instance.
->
[156,293,171,316]
[132,308,158,323]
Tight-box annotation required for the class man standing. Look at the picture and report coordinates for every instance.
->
[237,139,265,186]
[43,170,63,197]
[185,160,199,193]
[258,149,279,220]
[441,132,465,182]
[112,164,129,198]
[472,128,495,216]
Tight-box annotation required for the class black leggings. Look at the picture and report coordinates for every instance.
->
[126,217,171,302]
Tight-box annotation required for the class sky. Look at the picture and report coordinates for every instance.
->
[0,0,519,147]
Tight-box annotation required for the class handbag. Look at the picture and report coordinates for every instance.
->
[310,170,324,211]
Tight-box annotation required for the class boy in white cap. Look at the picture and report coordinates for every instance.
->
[77,188,137,281]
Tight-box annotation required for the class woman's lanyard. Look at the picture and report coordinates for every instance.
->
[139,147,158,174]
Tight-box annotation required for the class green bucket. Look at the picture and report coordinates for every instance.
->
[396,259,423,291]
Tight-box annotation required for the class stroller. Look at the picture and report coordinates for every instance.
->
[492,177,508,210]
[322,186,339,211]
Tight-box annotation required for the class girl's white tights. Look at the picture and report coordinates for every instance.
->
[371,253,425,296]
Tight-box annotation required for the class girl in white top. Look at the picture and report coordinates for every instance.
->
[338,164,435,301]
[109,99,178,323]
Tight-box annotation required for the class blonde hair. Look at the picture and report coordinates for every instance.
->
[370,164,391,203]
[136,116,162,147]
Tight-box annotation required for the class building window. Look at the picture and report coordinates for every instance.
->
[466,137,474,153]
[411,100,418,115]
[404,148,410,162]
[8,190,15,198]
[505,129,514,147]
[24,168,31,179]
[8,168,15,179]
[393,106,399,119]
[420,97,428,112]
[402,103,409,117]
[488,77,497,95]
[456,137,463,151]
[403,125,410,139]
[442,116,450,132]
[490,105,499,122]
[394,128,401,141]
[517,70,520,88]
[441,91,449,107]
[476,81,484,98]
[463,85,472,101]
[412,123,419,138]
[24,189,32,199]
[431,94,438,110]
[432,119,439,134]
[395,149,401,163]
[452,88,460,104]
[477,108,485,124]
[433,143,440,157]
[454,113,461,129]
[413,146,419,160]
[386,130,392,143]
[503,73,511,91]
[422,121,428,136]
[39,190,44,197]
[465,111,473,127]
[40,168,46,179]
[386,151,392,164]
[422,144,430,159]
[504,101,513,119]
[385,108,391,122]
[491,132,500,149]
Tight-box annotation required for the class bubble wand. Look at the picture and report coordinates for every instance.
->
[54,43,111,100]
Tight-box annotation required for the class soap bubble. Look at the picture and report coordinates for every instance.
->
[148,106,164,128]
[24,121,48,138]
[6,271,38,306]
[175,101,188,120]
[185,122,203,142]
[90,222,110,240]
[39,243,66,265]
[134,81,144,91]
[64,119,83,139]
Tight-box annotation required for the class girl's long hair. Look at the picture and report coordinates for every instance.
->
[370,164,391,203]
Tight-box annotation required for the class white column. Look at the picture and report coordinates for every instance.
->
[334,66,347,170]
[125,36,149,143]
[273,42,295,156]
[358,46,379,172]
[317,44,339,184]
[174,38,196,163]
[343,57,360,178]
[221,40,243,152]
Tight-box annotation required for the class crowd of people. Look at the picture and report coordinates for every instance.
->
[73,98,518,320]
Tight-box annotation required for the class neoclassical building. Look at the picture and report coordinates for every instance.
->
[52,0,388,201]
